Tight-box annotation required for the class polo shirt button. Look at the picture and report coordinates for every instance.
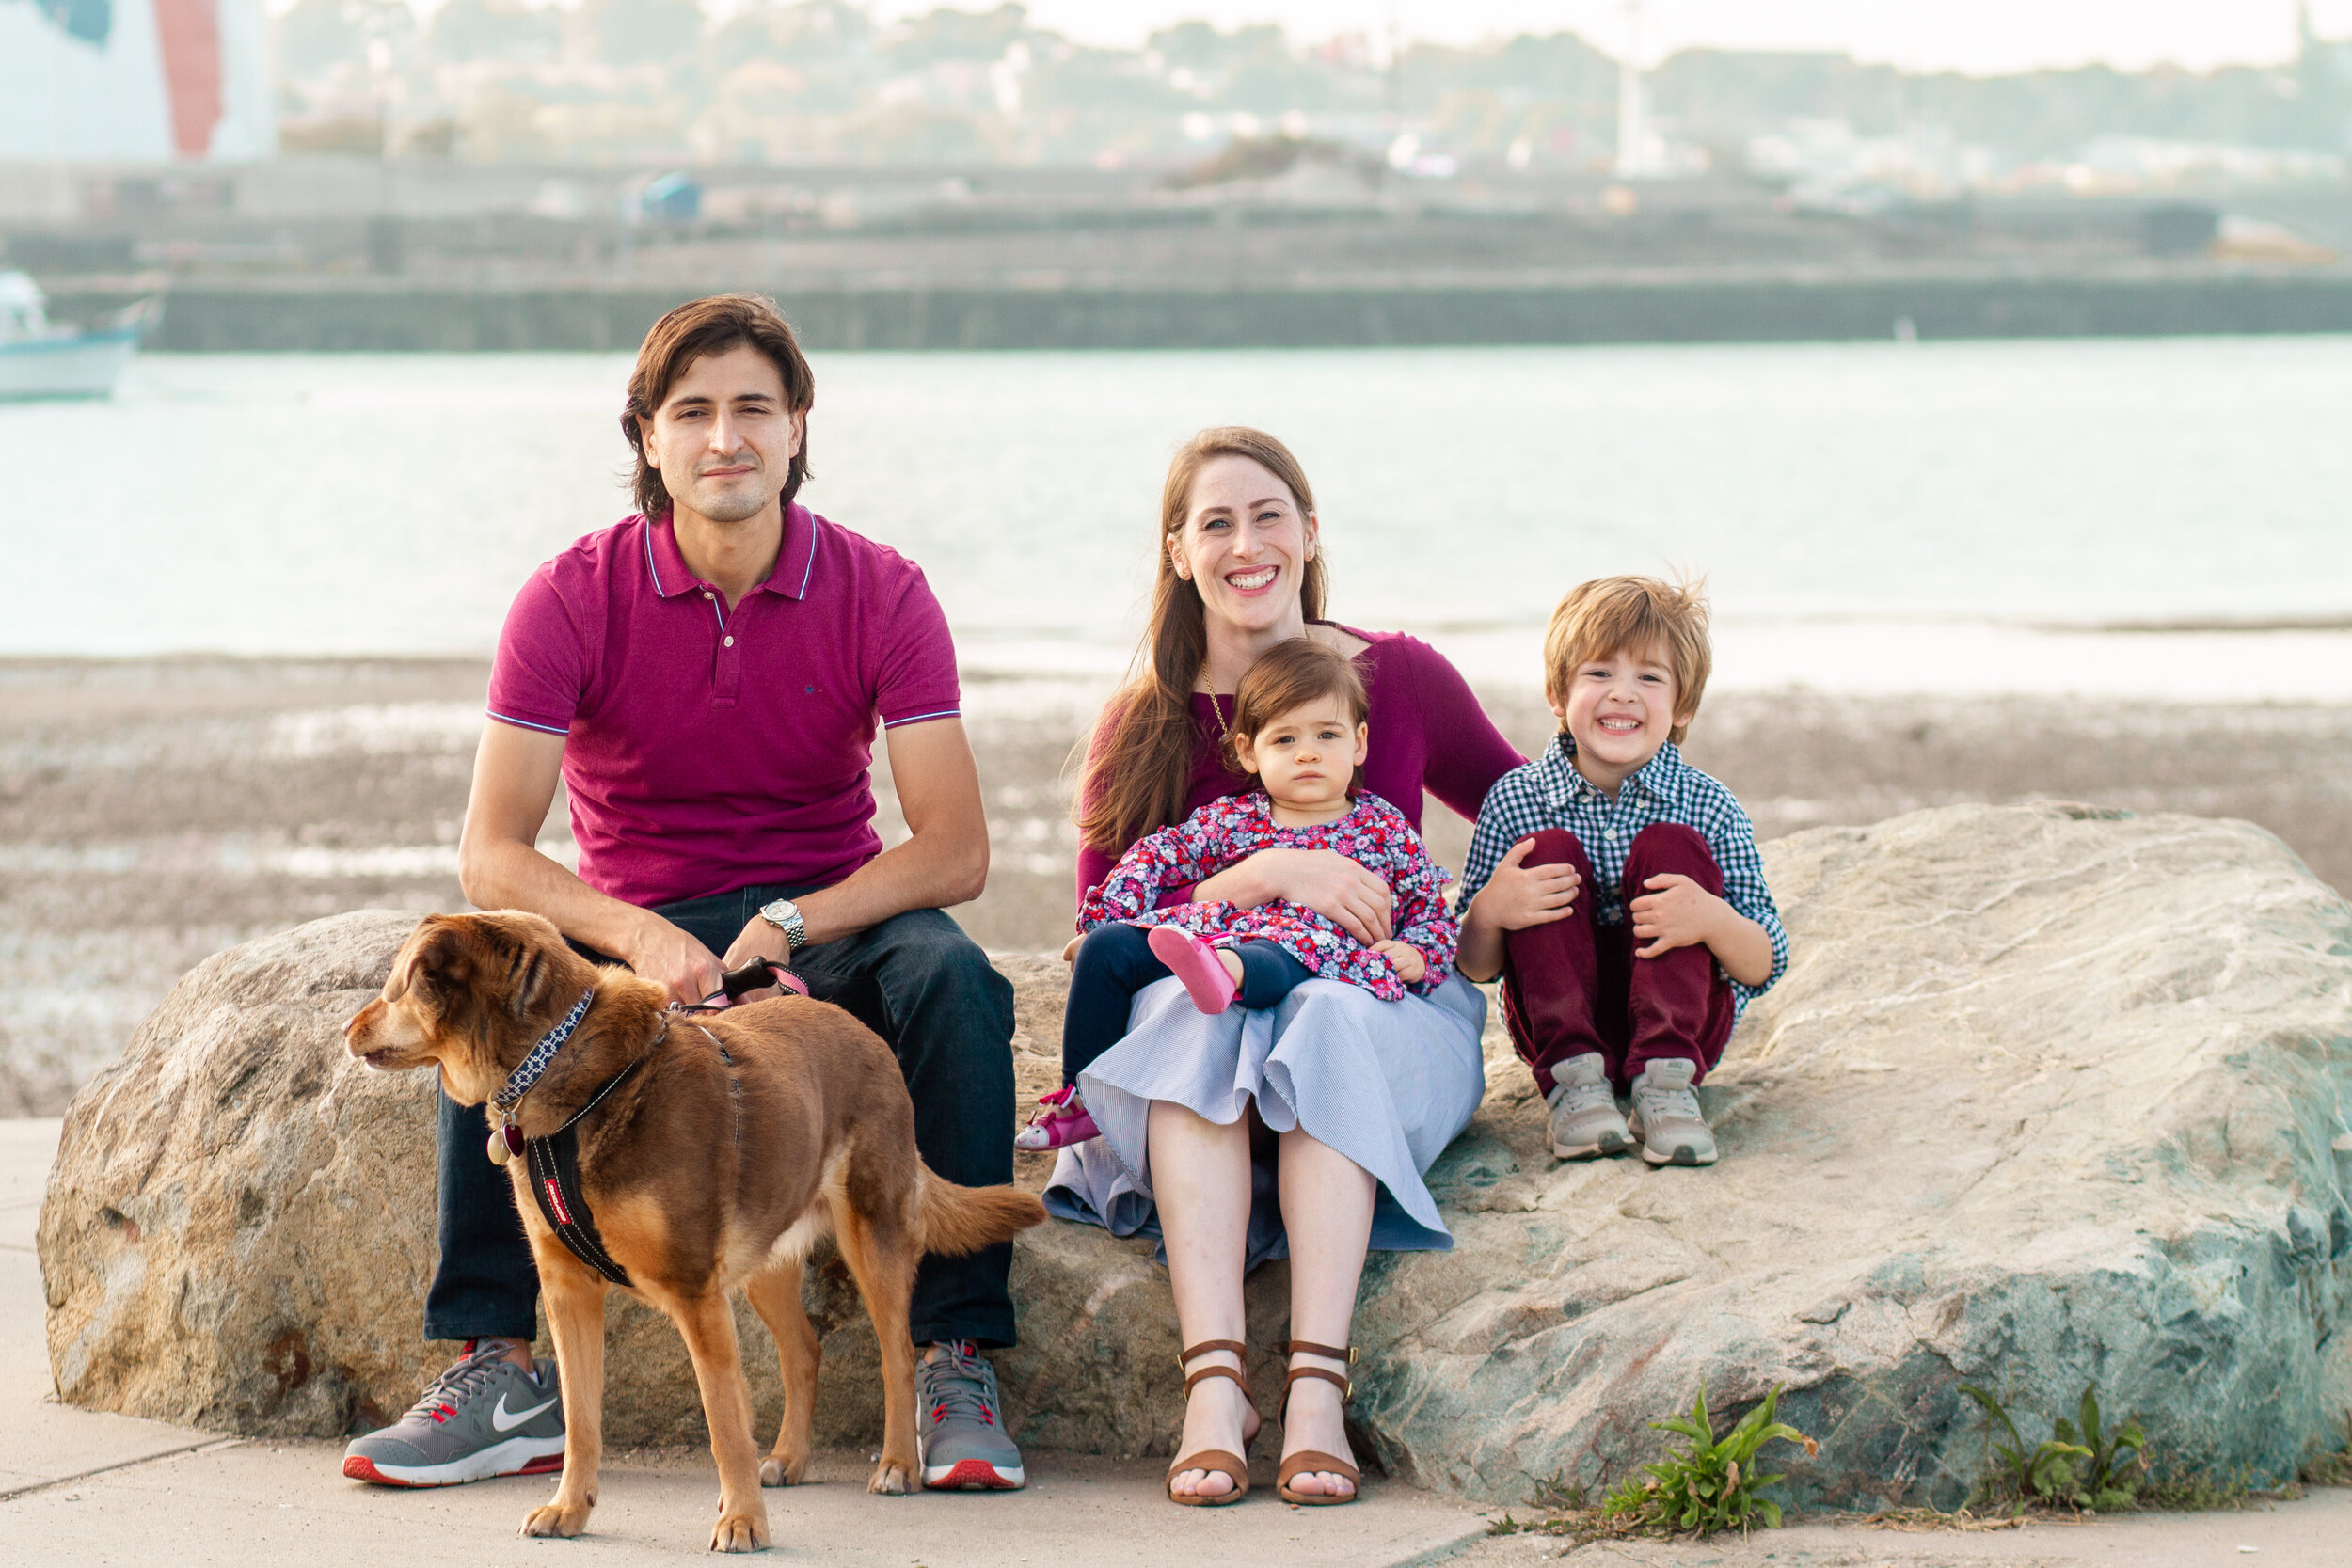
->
[702,591,714,600]
[723,636,735,647]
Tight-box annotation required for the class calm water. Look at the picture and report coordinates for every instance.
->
[6,338,2349,696]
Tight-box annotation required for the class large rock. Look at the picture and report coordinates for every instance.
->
[39,805,2352,1506]
[32,912,1082,1447]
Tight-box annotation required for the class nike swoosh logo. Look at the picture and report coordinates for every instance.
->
[491,1393,559,1432]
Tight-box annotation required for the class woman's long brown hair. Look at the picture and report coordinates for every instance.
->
[1076,427,1328,855]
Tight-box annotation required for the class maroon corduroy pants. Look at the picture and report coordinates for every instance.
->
[1499,823,1736,1093]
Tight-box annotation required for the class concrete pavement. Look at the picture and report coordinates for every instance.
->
[3,1116,2345,1567]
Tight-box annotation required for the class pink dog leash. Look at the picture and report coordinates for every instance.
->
[696,956,810,1009]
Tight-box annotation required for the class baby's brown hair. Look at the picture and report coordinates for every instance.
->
[1226,638,1369,778]
[1543,576,1711,746]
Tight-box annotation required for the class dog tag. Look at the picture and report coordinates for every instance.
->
[486,1123,523,1166]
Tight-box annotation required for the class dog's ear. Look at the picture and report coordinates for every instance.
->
[506,936,555,1019]
[408,920,473,1000]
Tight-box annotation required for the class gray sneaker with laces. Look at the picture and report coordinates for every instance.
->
[342,1341,565,1487]
[915,1340,1025,1490]
[1629,1057,1717,1166]
[1546,1052,1632,1159]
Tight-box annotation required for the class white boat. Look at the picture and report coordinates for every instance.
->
[0,272,158,400]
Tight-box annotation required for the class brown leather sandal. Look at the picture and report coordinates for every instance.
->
[1271,1338,1363,1506]
[1165,1339,1254,1507]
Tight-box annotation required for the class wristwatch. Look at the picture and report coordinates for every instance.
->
[758,897,807,952]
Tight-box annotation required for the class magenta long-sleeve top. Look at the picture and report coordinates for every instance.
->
[1073,625,1527,909]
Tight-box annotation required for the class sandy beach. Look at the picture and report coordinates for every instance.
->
[3,654,2346,1116]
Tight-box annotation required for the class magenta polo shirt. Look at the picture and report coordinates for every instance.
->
[485,506,961,908]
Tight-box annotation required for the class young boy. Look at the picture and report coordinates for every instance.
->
[1454,577,1786,1167]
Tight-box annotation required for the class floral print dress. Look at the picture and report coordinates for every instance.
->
[1078,790,1457,1001]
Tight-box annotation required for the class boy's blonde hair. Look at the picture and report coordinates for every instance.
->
[1543,576,1711,746]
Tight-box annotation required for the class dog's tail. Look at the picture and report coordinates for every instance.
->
[916,1168,1047,1257]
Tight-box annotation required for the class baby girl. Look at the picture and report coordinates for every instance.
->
[1018,637,1457,1150]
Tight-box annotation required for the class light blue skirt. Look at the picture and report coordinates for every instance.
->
[1041,974,1487,1271]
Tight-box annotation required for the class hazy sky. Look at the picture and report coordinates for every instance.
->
[862,2,2352,75]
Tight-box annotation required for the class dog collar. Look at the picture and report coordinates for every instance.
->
[493,988,596,1121]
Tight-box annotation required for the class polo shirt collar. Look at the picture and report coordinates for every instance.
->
[641,504,818,602]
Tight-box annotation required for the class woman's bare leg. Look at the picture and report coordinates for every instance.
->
[1276,1128,1376,1498]
[1150,1099,1259,1499]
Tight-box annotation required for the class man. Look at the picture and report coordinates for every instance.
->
[342,294,1025,1492]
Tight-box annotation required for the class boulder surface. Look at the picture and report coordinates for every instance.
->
[39,805,2352,1506]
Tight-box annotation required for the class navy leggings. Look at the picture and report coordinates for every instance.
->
[1061,923,1311,1085]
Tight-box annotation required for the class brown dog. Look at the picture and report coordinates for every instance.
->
[344,911,1045,1551]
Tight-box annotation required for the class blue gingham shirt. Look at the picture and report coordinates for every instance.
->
[1456,735,1788,1017]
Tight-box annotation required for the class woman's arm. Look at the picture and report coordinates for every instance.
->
[1403,637,1528,821]
[1192,848,1394,945]
[1080,825,1184,928]
[1081,802,1245,927]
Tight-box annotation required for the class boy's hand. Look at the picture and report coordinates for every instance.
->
[1474,838,1581,931]
[1372,939,1426,984]
[1629,874,1727,958]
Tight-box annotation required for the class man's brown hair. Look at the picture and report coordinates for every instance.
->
[622,293,816,520]
[1543,576,1712,746]
[1226,637,1367,783]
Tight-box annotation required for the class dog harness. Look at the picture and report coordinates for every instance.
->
[497,959,807,1290]
[524,1084,644,1289]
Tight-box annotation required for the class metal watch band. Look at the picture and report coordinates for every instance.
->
[760,898,805,950]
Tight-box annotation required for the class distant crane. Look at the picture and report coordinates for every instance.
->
[1614,0,1652,178]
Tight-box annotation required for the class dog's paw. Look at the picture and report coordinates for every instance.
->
[759,1450,809,1487]
[866,1457,913,1496]
[709,1511,771,1553]
[520,1501,591,1538]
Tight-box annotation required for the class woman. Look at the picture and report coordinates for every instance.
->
[1043,427,1523,1505]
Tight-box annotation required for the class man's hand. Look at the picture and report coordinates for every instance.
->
[1629,874,1725,958]
[716,916,794,1003]
[626,913,728,1004]
[1473,839,1581,932]
[1372,940,1426,984]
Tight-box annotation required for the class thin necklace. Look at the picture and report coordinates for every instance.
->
[1204,690,1232,746]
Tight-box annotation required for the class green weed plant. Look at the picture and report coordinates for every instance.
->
[1601,1383,1817,1537]
[1961,1382,2145,1513]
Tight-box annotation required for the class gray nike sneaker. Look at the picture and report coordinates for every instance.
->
[915,1340,1025,1490]
[342,1341,565,1487]
[1629,1057,1717,1166]
[1546,1052,1632,1159]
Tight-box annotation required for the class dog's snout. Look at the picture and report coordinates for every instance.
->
[342,999,384,1053]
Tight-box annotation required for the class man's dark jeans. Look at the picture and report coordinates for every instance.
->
[423,883,1019,1348]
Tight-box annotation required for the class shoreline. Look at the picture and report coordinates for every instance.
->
[18,611,2352,704]
[5,656,2347,1115]
[45,264,2352,352]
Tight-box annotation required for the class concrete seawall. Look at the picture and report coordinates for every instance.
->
[49,263,2352,351]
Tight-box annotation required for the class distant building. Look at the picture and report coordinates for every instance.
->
[0,0,276,160]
